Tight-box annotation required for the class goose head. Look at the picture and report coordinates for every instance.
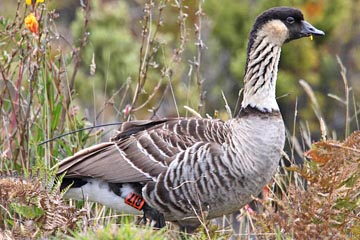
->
[241,7,325,113]
[249,7,325,47]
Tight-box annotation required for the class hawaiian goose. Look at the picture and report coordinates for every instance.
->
[56,7,324,232]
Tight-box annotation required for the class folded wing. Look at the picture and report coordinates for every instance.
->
[56,118,227,183]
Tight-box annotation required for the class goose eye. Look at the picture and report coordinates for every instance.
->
[286,17,295,24]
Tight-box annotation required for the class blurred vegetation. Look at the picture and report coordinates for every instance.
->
[70,0,139,117]
[67,0,360,137]
[204,0,358,136]
[0,0,359,239]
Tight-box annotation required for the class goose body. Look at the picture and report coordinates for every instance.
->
[56,7,324,231]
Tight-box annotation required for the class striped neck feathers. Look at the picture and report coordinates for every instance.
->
[241,20,288,113]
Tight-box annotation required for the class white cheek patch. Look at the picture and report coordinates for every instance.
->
[258,20,288,45]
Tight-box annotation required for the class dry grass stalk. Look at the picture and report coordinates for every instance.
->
[252,131,360,239]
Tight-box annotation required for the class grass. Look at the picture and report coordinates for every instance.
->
[1,1,360,239]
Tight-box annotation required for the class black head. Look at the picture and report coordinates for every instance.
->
[249,7,324,46]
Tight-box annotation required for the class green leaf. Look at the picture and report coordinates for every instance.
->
[334,197,357,211]
[350,225,360,237]
[338,172,360,188]
[51,103,63,131]
[10,203,45,219]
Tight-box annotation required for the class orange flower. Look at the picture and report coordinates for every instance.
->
[25,13,39,34]
[25,0,45,5]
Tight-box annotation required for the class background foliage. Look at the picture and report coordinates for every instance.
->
[64,0,359,136]
[0,0,359,239]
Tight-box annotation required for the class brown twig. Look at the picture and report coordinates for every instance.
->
[151,0,188,118]
[129,0,154,117]
[59,0,91,131]
[194,0,205,114]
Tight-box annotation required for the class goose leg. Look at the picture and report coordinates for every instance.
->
[142,203,166,228]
